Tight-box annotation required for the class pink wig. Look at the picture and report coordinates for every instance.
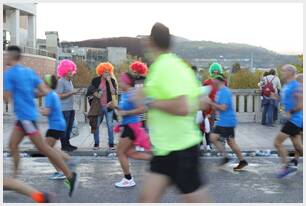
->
[96,62,114,76]
[129,61,148,76]
[57,59,77,78]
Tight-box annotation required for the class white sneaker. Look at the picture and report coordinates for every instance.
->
[48,172,66,180]
[206,145,212,151]
[200,145,205,151]
[115,178,136,188]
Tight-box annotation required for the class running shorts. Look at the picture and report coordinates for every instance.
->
[45,129,65,140]
[212,126,235,139]
[281,121,302,137]
[120,125,136,140]
[150,144,206,194]
[15,120,39,136]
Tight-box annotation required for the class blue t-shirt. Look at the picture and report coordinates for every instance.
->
[281,80,303,128]
[44,91,66,131]
[215,86,237,127]
[4,64,43,121]
[118,91,140,125]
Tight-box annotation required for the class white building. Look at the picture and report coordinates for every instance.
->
[107,47,127,65]
[3,3,36,48]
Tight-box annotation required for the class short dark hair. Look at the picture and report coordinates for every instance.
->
[150,22,171,50]
[50,75,58,90]
[269,69,276,75]
[125,72,136,87]
[191,65,197,72]
[7,45,22,60]
[263,71,269,77]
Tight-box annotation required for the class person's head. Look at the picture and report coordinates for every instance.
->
[269,69,276,76]
[296,73,303,84]
[145,23,171,62]
[96,62,114,79]
[212,74,226,89]
[4,45,22,67]
[209,63,223,78]
[281,64,297,81]
[57,59,77,80]
[263,71,269,77]
[119,72,135,91]
[191,65,198,74]
[44,74,58,90]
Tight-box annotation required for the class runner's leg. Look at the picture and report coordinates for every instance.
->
[182,186,212,203]
[290,134,303,157]
[226,138,244,161]
[29,133,73,179]
[139,172,171,202]
[210,133,226,156]
[9,129,25,178]
[117,138,134,175]
[274,132,289,164]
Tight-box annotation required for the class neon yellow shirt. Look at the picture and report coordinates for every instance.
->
[144,53,202,156]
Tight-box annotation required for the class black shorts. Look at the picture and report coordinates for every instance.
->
[150,145,205,194]
[281,121,302,137]
[212,126,235,139]
[15,120,39,136]
[120,125,136,140]
[45,129,65,140]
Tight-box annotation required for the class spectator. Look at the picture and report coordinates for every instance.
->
[259,69,281,126]
[56,59,79,152]
[88,62,117,150]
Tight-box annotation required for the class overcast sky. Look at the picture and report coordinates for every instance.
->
[36,3,303,55]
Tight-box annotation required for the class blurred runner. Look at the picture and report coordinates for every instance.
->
[274,65,303,178]
[114,72,152,188]
[208,75,248,171]
[134,23,211,203]
[3,46,79,197]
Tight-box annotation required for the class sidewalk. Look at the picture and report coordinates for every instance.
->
[3,121,294,154]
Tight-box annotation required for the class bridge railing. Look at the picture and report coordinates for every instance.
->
[3,88,263,123]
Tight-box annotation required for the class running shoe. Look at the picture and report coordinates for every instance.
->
[115,178,136,188]
[93,144,100,150]
[48,172,66,180]
[32,192,55,203]
[277,166,298,179]
[233,160,248,171]
[206,145,212,151]
[64,172,79,197]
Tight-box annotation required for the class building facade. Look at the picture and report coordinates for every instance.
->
[3,3,36,48]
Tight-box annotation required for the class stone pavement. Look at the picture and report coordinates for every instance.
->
[3,157,303,203]
[3,121,295,153]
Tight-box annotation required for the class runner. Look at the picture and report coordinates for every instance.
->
[3,46,79,197]
[274,65,303,178]
[134,23,211,202]
[40,74,78,180]
[114,72,152,188]
[4,177,53,203]
[129,61,149,131]
[207,74,248,171]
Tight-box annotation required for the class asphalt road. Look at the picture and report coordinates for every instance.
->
[3,156,303,203]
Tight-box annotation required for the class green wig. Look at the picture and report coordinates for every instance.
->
[209,63,223,77]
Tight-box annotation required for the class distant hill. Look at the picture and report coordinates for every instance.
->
[61,36,299,68]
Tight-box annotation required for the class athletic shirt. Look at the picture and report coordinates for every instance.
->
[281,80,303,128]
[44,91,66,131]
[144,53,202,156]
[118,90,140,125]
[215,86,237,127]
[4,64,42,121]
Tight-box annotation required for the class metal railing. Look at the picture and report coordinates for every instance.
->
[3,45,56,58]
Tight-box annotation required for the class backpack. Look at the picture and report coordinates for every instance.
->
[262,76,275,97]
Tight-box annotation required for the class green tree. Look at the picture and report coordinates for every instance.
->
[232,62,241,73]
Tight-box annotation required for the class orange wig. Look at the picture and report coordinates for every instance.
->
[96,62,114,76]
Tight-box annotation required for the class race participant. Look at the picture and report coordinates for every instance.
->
[274,65,303,178]
[4,46,79,197]
[114,72,152,188]
[133,23,211,203]
[208,75,248,171]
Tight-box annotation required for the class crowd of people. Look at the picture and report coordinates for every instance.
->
[3,22,303,203]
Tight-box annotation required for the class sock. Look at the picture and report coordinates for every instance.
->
[31,192,45,203]
[125,174,132,180]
